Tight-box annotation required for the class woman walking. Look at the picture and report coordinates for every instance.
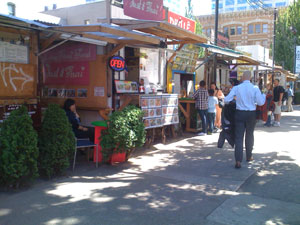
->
[210,82,224,129]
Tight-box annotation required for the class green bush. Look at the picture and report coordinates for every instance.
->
[0,106,39,188]
[101,105,146,161]
[294,92,300,104]
[38,104,75,178]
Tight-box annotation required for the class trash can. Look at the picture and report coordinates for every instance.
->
[91,120,108,163]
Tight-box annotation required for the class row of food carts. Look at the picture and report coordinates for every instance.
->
[1,14,298,139]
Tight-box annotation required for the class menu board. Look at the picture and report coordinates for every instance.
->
[115,80,138,94]
[140,94,179,129]
[172,44,200,73]
[0,41,28,64]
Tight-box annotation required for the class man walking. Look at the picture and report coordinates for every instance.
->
[193,80,208,136]
[273,79,285,127]
[287,84,294,112]
[225,71,265,168]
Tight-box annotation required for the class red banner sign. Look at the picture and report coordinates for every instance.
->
[43,62,90,85]
[41,42,96,63]
[123,0,164,21]
[168,11,195,33]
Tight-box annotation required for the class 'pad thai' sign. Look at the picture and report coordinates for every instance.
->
[123,0,164,21]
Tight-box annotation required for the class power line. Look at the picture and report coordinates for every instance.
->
[246,0,268,11]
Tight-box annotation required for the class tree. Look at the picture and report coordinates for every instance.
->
[38,104,75,178]
[0,106,39,188]
[275,1,300,72]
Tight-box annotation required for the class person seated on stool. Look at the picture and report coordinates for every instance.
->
[64,98,95,142]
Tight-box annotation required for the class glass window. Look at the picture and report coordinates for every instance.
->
[237,0,247,3]
[263,24,268,33]
[230,27,235,35]
[276,2,286,7]
[248,24,254,34]
[207,28,211,37]
[7,2,16,16]
[226,8,234,12]
[237,26,242,35]
[238,6,247,11]
[255,24,261,33]
[226,0,234,6]
[202,29,206,34]
[84,19,90,25]
[224,27,229,36]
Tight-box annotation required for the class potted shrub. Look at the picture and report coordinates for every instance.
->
[38,104,75,178]
[101,105,146,164]
[0,106,39,188]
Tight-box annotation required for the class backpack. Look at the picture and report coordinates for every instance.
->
[282,91,288,102]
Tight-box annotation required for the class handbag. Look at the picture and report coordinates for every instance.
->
[218,98,225,108]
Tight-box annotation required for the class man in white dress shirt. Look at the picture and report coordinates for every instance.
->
[224,71,266,168]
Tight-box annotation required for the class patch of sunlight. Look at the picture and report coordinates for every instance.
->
[147,196,176,210]
[118,205,131,211]
[248,203,266,210]
[165,184,238,197]
[265,218,284,225]
[124,191,151,201]
[45,217,81,225]
[258,180,267,185]
[46,182,130,204]
[105,173,141,181]
[0,208,11,216]
[257,170,278,176]
[127,153,178,173]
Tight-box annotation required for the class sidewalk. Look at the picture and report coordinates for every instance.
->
[0,107,300,225]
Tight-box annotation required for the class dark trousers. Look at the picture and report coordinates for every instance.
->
[235,110,256,162]
[74,126,95,142]
[207,112,216,132]
[197,109,208,133]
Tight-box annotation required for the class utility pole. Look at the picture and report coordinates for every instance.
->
[272,8,277,75]
[213,0,219,82]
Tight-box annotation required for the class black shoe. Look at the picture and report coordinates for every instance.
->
[235,161,241,169]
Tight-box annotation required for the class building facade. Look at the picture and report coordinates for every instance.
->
[198,9,274,49]
[211,0,291,14]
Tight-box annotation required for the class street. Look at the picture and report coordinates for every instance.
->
[0,107,300,225]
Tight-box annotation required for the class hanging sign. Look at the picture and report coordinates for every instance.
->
[295,46,300,74]
[109,56,126,72]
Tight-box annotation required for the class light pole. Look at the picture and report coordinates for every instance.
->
[213,0,219,83]
[290,26,297,74]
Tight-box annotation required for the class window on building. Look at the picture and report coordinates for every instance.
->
[238,6,247,11]
[7,2,16,16]
[262,40,268,47]
[225,0,234,6]
[237,26,242,35]
[255,41,261,45]
[223,27,229,36]
[236,42,242,46]
[230,27,235,35]
[276,2,286,7]
[248,24,254,34]
[237,0,247,3]
[255,24,261,33]
[84,19,90,25]
[263,24,268,33]
[225,8,234,12]
[248,40,254,45]
[207,28,211,37]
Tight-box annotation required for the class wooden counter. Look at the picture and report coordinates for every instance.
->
[179,98,201,133]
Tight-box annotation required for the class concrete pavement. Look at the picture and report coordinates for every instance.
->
[0,107,300,225]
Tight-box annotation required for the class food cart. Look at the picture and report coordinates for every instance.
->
[0,15,45,126]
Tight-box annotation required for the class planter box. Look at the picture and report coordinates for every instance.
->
[109,152,126,164]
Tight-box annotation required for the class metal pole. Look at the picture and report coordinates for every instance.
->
[272,8,277,74]
[106,0,111,24]
[213,0,219,82]
[294,36,297,74]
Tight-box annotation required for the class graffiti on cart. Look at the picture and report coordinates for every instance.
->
[0,63,33,92]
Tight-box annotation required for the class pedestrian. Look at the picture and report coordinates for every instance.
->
[207,89,218,135]
[263,84,275,127]
[286,84,294,112]
[210,82,224,129]
[224,71,265,169]
[272,79,285,127]
[193,80,208,136]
